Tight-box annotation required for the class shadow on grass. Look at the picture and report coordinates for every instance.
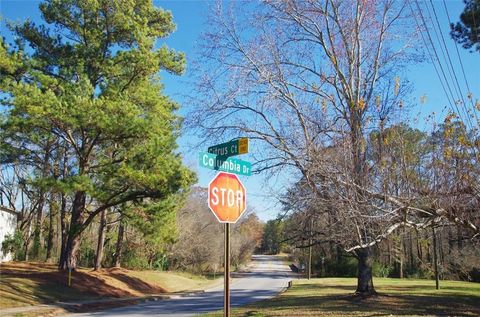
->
[109,272,167,294]
[246,290,480,317]
[294,284,356,292]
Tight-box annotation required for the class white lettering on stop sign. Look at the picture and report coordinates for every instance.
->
[211,187,244,207]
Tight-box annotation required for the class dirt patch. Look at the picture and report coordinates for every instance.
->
[0,261,168,309]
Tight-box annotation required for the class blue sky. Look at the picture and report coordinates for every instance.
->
[1,0,479,222]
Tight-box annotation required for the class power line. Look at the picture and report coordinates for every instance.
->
[408,0,458,119]
[427,0,474,131]
[442,0,480,125]
[412,0,466,126]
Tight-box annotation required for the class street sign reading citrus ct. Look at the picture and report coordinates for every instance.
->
[208,137,249,158]
[208,172,246,223]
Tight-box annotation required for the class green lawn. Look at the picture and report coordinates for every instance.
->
[204,277,480,317]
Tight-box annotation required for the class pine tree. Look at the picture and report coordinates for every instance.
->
[0,0,195,270]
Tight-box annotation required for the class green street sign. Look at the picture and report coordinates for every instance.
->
[199,152,252,176]
[208,138,248,158]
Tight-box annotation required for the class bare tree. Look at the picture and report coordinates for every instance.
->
[190,0,478,295]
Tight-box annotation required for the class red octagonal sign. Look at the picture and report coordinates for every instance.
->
[208,172,247,223]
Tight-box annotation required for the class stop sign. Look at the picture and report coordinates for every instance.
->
[208,172,246,223]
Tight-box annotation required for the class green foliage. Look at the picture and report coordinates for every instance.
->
[405,264,435,280]
[121,242,150,270]
[450,0,480,52]
[78,245,96,268]
[152,253,169,271]
[372,262,393,278]
[1,230,24,261]
[325,256,358,277]
[0,0,196,268]
[30,227,44,261]
[261,219,285,254]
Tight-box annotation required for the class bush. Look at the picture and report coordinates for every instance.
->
[78,246,95,267]
[152,253,169,271]
[405,262,434,279]
[1,230,24,260]
[325,256,357,277]
[373,262,393,278]
[121,245,150,269]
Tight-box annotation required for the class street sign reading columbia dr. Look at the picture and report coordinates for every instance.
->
[208,137,248,157]
[199,152,252,176]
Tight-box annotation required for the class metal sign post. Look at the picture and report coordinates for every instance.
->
[200,138,250,317]
[224,223,231,317]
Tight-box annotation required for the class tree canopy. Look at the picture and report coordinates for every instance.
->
[0,0,195,270]
[450,0,480,52]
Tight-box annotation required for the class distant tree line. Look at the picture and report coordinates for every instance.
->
[264,123,480,282]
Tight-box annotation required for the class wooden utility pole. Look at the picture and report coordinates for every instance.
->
[307,217,312,280]
[432,226,440,290]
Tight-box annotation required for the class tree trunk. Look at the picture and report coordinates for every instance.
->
[59,193,68,268]
[46,197,57,262]
[33,142,52,259]
[408,232,414,270]
[59,191,86,271]
[58,149,69,267]
[32,195,45,259]
[114,217,125,268]
[94,209,107,270]
[24,221,32,261]
[355,248,377,295]
[61,230,82,270]
[399,257,403,279]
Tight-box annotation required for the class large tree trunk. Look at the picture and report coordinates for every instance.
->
[355,248,377,295]
[33,142,52,259]
[94,209,107,271]
[114,217,125,268]
[59,191,85,271]
[32,195,45,259]
[59,193,68,268]
[58,149,69,267]
[45,197,57,262]
[24,220,32,261]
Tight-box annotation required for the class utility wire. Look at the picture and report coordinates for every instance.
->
[442,0,480,125]
[408,0,458,119]
[412,0,465,125]
[427,0,474,131]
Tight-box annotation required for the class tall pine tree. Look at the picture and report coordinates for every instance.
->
[0,0,195,270]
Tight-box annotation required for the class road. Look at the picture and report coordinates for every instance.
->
[69,255,292,317]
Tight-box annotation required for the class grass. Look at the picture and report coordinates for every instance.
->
[0,261,220,310]
[127,270,219,293]
[204,277,480,317]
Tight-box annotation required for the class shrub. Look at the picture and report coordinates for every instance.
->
[1,230,24,260]
[373,262,393,277]
[325,256,357,277]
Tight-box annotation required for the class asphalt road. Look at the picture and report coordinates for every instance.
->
[69,255,292,317]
